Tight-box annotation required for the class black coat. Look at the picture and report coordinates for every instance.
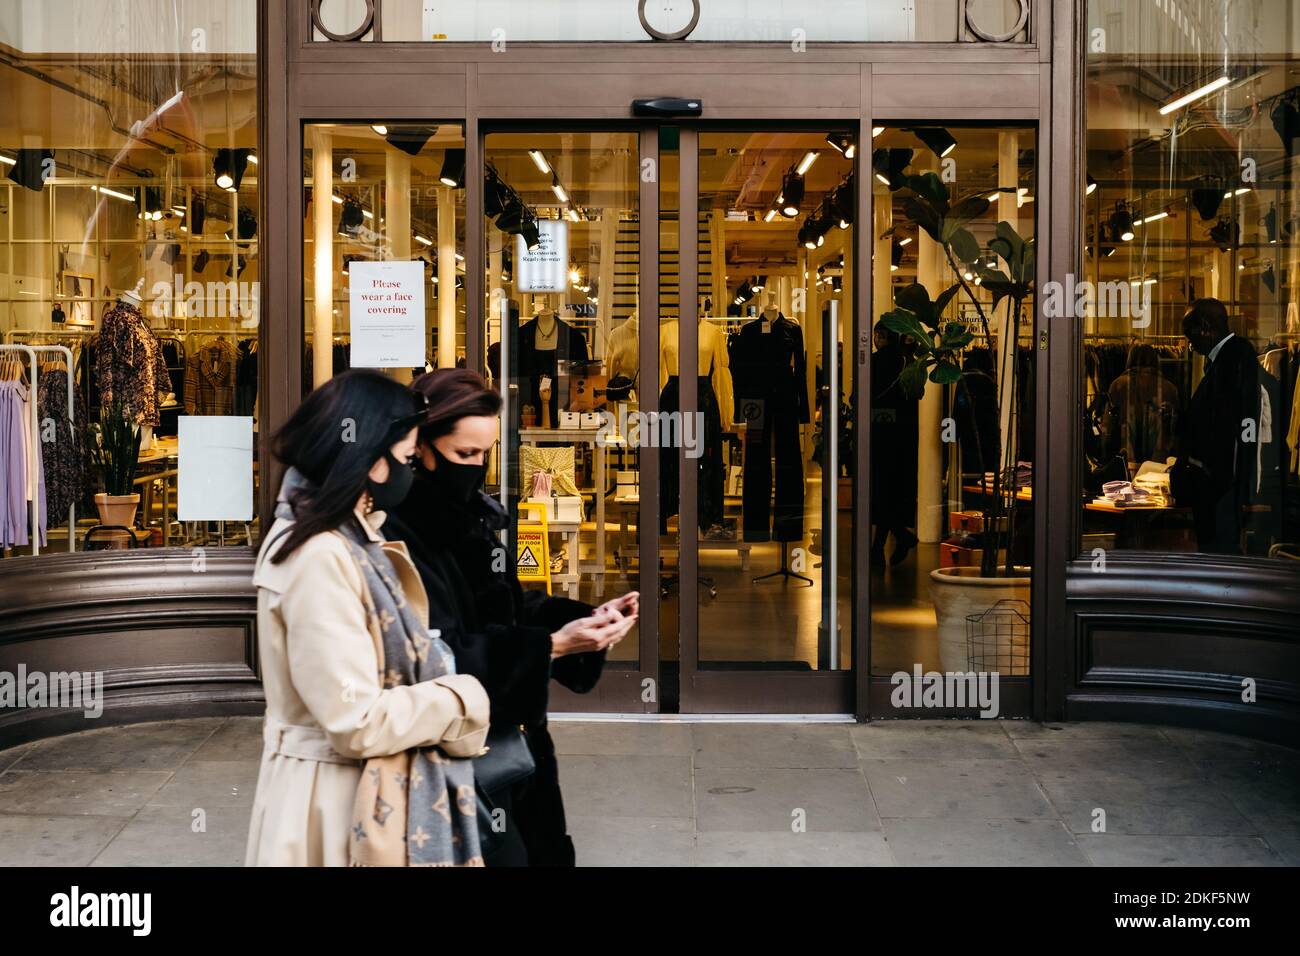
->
[384,471,604,866]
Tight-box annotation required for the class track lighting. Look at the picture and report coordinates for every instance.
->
[780,171,804,217]
[891,236,904,269]
[831,182,854,228]
[1109,201,1134,242]
[913,127,957,158]
[6,148,53,191]
[384,126,435,156]
[1209,217,1238,252]
[826,133,856,159]
[213,148,251,191]
[495,192,529,234]
[1262,203,1278,243]
[238,206,258,240]
[371,124,388,135]
[137,186,164,220]
[485,169,509,218]
[519,212,542,250]
[1086,174,1097,195]
[872,148,912,190]
[439,148,465,188]
[528,149,551,174]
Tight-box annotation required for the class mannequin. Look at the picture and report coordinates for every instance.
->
[732,291,809,542]
[515,296,589,427]
[97,278,172,449]
[608,310,639,382]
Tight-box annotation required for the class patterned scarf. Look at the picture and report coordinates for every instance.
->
[276,469,483,866]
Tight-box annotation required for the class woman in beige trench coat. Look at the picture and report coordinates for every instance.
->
[245,370,490,867]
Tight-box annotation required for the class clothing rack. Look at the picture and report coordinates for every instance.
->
[0,344,75,555]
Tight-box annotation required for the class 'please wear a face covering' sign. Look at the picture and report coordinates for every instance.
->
[349,260,425,367]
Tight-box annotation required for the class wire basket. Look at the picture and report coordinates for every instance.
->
[965,599,1030,676]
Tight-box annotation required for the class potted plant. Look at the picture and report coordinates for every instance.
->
[89,400,143,528]
[878,166,1035,672]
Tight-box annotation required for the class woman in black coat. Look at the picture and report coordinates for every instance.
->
[383,368,638,866]
[869,323,920,566]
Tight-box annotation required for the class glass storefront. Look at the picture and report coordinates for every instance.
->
[869,124,1037,698]
[0,0,260,556]
[1080,0,1299,559]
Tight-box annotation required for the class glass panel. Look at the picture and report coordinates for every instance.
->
[302,122,467,391]
[0,0,260,555]
[482,131,642,665]
[1081,0,1299,559]
[695,130,856,670]
[870,125,1036,705]
[371,0,1029,43]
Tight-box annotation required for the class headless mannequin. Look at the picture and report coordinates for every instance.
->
[534,305,558,350]
[760,292,779,331]
[119,279,172,450]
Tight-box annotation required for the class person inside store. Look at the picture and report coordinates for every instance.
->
[246,369,492,867]
[870,322,920,566]
[1171,298,1268,554]
[1103,343,1181,465]
[383,368,639,867]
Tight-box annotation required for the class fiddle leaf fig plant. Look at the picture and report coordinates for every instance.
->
[881,170,1035,577]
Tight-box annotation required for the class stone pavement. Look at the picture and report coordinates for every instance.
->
[0,717,1295,866]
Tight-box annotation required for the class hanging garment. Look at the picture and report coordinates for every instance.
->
[0,380,46,549]
[658,373,724,533]
[870,342,919,534]
[185,338,237,415]
[96,301,172,426]
[235,338,258,416]
[37,367,86,530]
[730,314,809,541]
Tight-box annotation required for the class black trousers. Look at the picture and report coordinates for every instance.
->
[741,396,804,542]
[659,375,725,532]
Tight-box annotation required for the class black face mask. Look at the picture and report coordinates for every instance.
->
[427,445,487,503]
[368,451,416,512]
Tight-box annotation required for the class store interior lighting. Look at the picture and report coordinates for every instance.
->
[913,127,957,158]
[1271,89,1299,155]
[1190,186,1225,221]
[1110,201,1135,242]
[872,148,912,189]
[6,148,54,191]
[780,171,804,217]
[439,148,465,188]
[338,196,365,236]
[1158,74,1230,115]
[826,133,856,158]
[384,126,435,156]
[1086,173,1097,195]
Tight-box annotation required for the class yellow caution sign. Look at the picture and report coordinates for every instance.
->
[516,501,552,594]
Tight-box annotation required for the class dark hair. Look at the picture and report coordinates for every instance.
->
[410,368,502,444]
[873,321,900,346]
[1183,297,1229,334]
[1127,343,1158,369]
[269,369,420,563]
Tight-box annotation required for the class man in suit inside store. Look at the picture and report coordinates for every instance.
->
[1172,298,1268,554]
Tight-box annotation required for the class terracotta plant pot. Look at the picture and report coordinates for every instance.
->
[94,492,140,528]
[929,565,1031,674]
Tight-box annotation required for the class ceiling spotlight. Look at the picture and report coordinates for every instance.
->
[872,148,912,190]
[913,127,957,158]
[137,186,164,220]
[384,126,435,156]
[371,124,388,135]
[1209,217,1239,252]
[1191,186,1225,221]
[780,171,805,217]
[826,133,856,159]
[891,236,904,270]
[338,196,365,237]
[519,213,542,250]
[213,148,250,191]
[1109,201,1134,242]
[495,192,529,234]
[238,206,258,240]
[485,170,509,218]
[871,126,885,138]
[439,148,465,188]
[193,249,210,273]
[1086,173,1097,195]
[831,182,854,228]
[752,275,766,293]
[5,148,53,191]
[796,151,819,176]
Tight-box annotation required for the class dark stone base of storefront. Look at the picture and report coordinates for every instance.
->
[0,718,1294,866]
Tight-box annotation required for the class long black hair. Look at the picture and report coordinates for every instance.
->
[269,369,422,563]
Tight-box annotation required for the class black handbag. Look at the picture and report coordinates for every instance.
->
[474,726,536,794]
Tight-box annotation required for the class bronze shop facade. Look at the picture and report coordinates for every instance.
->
[0,1,1296,743]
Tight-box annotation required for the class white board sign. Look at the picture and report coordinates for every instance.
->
[177,416,254,521]
[349,260,425,367]
[515,220,568,292]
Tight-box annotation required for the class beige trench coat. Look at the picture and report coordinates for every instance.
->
[244,509,490,867]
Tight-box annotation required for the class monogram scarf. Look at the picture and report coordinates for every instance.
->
[276,469,483,866]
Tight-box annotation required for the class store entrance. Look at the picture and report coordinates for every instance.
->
[484,124,857,714]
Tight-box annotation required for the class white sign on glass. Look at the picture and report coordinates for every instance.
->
[515,220,568,292]
[177,416,254,521]
[349,259,426,367]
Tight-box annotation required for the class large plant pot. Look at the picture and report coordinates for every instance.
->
[94,492,140,528]
[929,566,1031,674]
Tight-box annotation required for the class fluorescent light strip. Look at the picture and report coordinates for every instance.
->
[898,236,912,246]
[871,127,884,137]
[1158,75,1230,115]
[91,184,136,203]
[1135,211,1168,226]
[414,234,432,246]
[551,182,568,202]
[0,154,15,166]
[796,151,818,176]
[529,150,551,174]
